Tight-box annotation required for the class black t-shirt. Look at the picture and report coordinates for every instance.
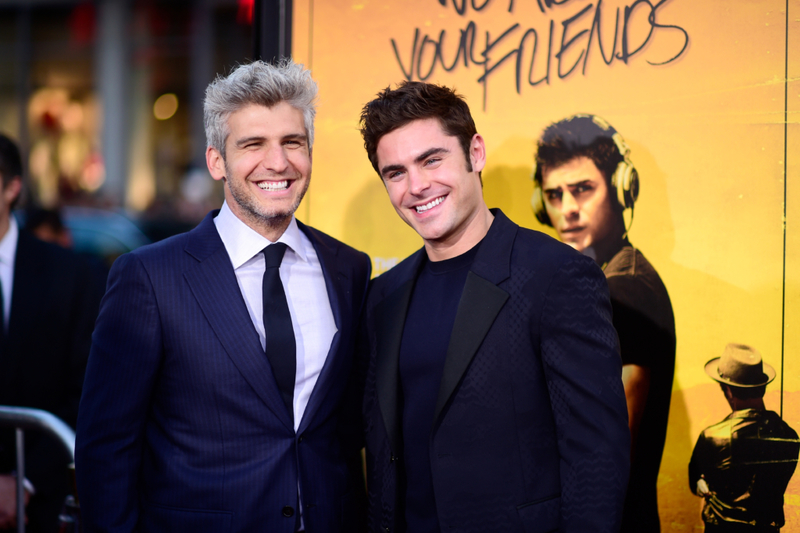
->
[604,245,676,532]
[399,243,481,533]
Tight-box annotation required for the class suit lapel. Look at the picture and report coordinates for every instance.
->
[375,277,414,452]
[373,250,425,452]
[183,213,294,431]
[295,223,346,435]
[433,272,508,423]
[433,209,516,426]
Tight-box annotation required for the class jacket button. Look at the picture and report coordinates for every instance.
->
[298,435,304,443]
[282,506,294,517]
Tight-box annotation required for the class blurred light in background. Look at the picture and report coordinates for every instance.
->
[153,93,178,121]
[1,0,252,234]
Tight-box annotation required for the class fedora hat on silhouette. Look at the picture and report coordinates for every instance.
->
[704,343,775,388]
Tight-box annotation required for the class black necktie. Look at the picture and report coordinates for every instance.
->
[262,243,296,419]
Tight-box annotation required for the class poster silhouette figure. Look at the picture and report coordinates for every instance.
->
[532,114,676,532]
[689,344,799,532]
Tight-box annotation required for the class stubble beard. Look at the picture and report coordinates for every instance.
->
[224,163,310,232]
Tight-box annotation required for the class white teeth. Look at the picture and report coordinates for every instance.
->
[258,180,289,191]
[415,196,444,213]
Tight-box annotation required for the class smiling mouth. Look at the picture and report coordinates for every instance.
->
[414,196,445,213]
[257,180,289,191]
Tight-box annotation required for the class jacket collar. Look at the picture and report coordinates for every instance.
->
[376,208,516,450]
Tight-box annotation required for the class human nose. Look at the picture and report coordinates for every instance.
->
[561,190,579,219]
[408,169,430,196]
[261,144,289,174]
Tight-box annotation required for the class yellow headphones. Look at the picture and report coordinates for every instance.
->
[531,115,639,228]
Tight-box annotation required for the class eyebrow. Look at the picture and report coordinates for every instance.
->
[233,133,308,148]
[233,136,265,148]
[545,179,595,192]
[379,147,450,178]
[282,133,308,143]
[415,147,449,164]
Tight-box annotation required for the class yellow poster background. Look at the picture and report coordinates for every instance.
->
[292,0,799,529]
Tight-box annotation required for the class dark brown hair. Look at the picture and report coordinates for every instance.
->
[359,81,477,176]
[533,115,624,189]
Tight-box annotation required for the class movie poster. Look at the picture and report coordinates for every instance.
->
[291,0,799,529]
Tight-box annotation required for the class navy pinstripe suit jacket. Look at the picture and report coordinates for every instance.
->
[362,209,630,533]
[76,211,370,533]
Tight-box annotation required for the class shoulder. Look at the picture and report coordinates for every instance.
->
[124,210,221,265]
[510,226,606,296]
[368,248,424,301]
[301,223,368,261]
[513,225,587,265]
[113,232,193,279]
[17,229,91,276]
[761,410,800,438]
[105,218,211,286]
[18,229,75,261]
[700,412,739,439]
[604,245,675,324]
[605,246,667,292]
[479,209,595,285]
[298,222,371,278]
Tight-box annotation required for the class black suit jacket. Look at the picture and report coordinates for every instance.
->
[0,229,103,532]
[76,211,371,533]
[362,209,630,533]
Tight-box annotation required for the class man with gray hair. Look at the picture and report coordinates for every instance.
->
[76,59,371,532]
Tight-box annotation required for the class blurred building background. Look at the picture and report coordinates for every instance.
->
[0,0,263,249]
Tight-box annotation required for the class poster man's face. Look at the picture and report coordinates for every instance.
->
[375,118,486,253]
[541,156,618,253]
[207,102,311,235]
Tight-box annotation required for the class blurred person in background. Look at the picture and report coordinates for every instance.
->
[0,133,102,533]
[24,208,73,250]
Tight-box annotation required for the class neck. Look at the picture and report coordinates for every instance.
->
[225,199,292,242]
[593,233,627,266]
[252,216,292,243]
[424,206,494,262]
[728,397,765,411]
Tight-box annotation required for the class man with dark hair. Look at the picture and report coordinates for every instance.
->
[689,344,799,532]
[76,60,371,532]
[533,114,676,532]
[0,133,102,533]
[358,82,630,532]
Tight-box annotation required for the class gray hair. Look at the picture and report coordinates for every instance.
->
[204,58,318,159]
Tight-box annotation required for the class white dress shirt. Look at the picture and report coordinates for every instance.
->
[214,201,337,432]
[0,216,19,333]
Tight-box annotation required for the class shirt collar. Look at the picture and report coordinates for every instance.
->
[0,216,19,267]
[214,201,308,269]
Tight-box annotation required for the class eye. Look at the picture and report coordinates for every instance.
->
[573,183,594,194]
[545,190,562,202]
[423,157,443,169]
[385,170,404,181]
